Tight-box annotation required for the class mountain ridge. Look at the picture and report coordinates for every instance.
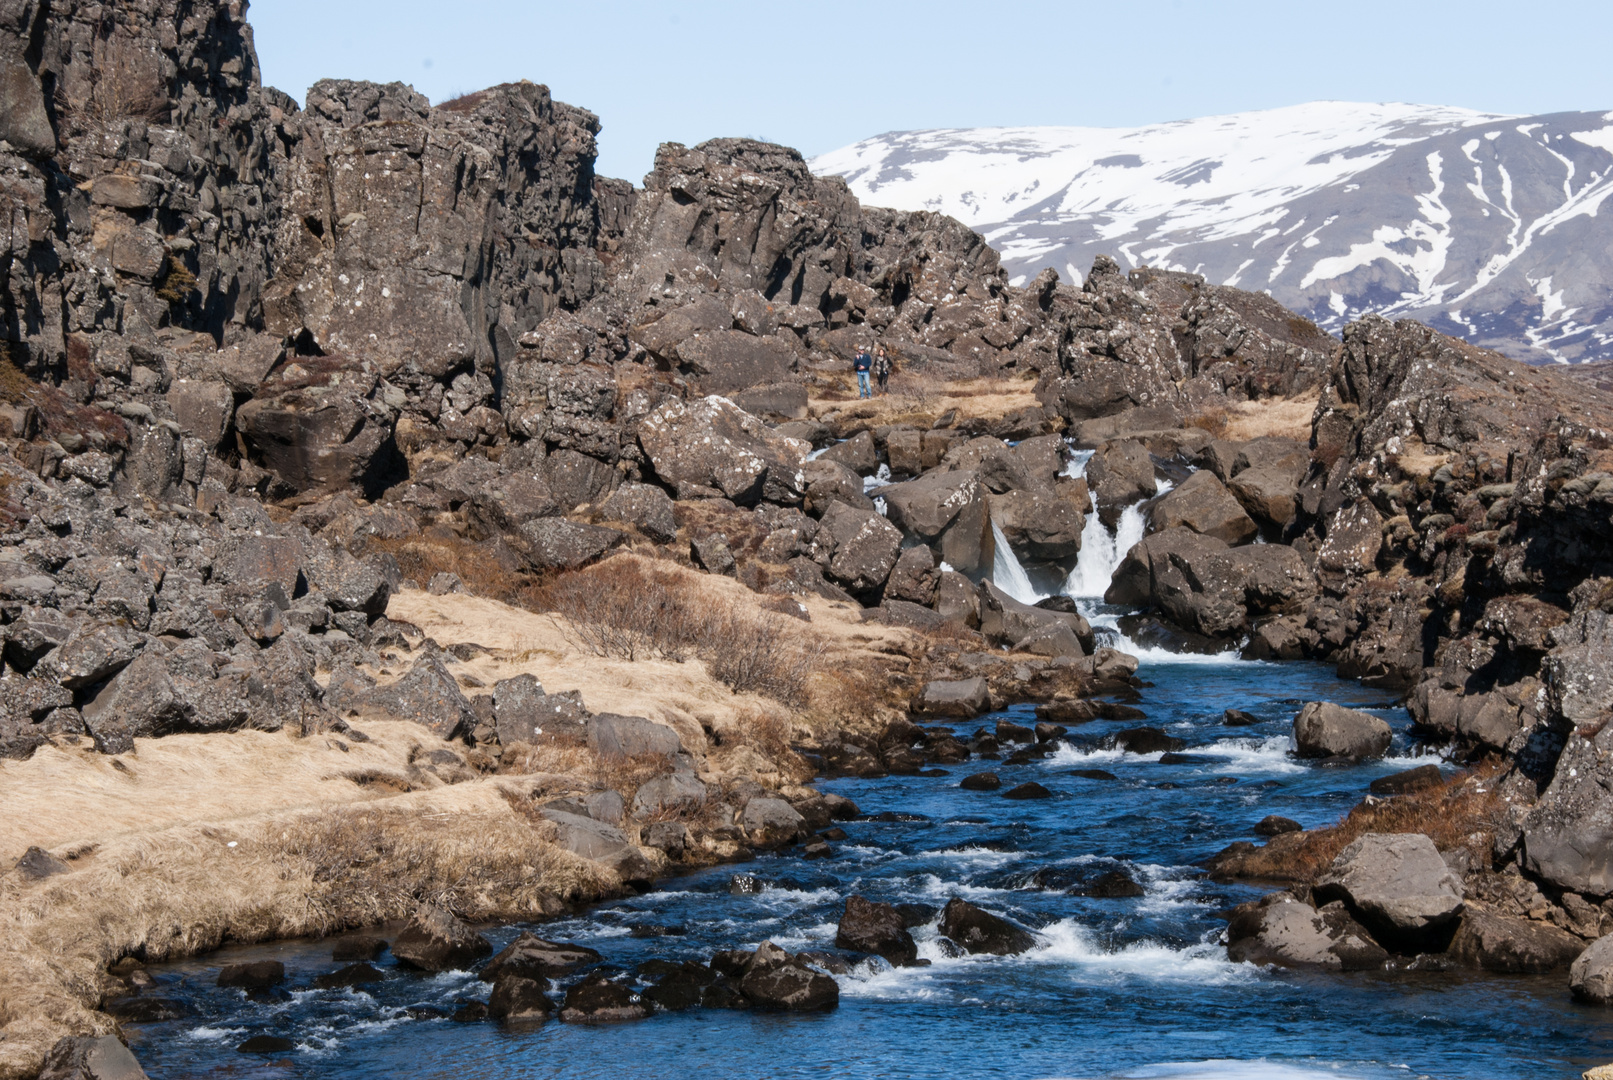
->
[812,102,1613,365]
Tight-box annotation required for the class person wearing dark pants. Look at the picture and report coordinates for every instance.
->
[874,345,891,394]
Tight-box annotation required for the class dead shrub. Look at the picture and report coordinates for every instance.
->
[1248,763,1505,883]
[534,556,823,707]
[1187,407,1230,438]
[365,534,539,607]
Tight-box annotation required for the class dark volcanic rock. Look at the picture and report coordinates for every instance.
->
[560,973,649,1023]
[479,933,603,982]
[311,963,384,990]
[1106,727,1186,754]
[938,898,1037,955]
[217,961,285,989]
[487,975,555,1022]
[1447,909,1585,973]
[835,895,919,966]
[960,772,1002,791]
[1002,781,1053,800]
[330,936,388,962]
[1369,765,1443,796]
[736,942,839,1011]
[390,904,494,973]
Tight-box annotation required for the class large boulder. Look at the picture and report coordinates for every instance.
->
[637,396,805,505]
[1107,527,1313,640]
[914,677,990,718]
[390,903,494,972]
[835,895,919,966]
[1148,470,1258,545]
[361,655,476,740]
[597,482,678,543]
[631,771,708,816]
[813,502,902,594]
[1313,833,1464,949]
[1292,701,1391,760]
[800,459,873,517]
[492,676,590,746]
[588,713,683,760]
[988,486,1086,562]
[1447,909,1586,973]
[235,370,394,495]
[737,942,839,1011]
[938,898,1037,955]
[487,975,555,1022]
[79,652,191,754]
[538,808,655,887]
[1523,720,1613,897]
[559,973,650,1023]
[1571,933,1613,1003]
[1224,893,1387,971]
[515,519,624,570]
[741,798,806,850]
[879,470,991,576]
[1085,440,1156,525]
[1227,450,1308,528]
[979,581,1091,656]
[885,545,939,606]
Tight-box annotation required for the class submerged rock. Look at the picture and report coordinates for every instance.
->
[480,932,603,982]
[559,973,649,1023]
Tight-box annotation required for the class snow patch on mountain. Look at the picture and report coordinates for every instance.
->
[813,102,1613,365]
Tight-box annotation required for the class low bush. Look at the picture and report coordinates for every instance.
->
[535,556,822,706]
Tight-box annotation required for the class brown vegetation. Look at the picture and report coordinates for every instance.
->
[1215,763,1505,884]
[536,556,823,705]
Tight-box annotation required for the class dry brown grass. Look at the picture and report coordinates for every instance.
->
[535,556,824,706]
[810,374,1039,429]
[1186,406,1231,439]
[366,533,543,606]
[1220,392,1320,442]
[0,773,615,1080]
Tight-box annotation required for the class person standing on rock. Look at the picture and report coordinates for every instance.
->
[874,345,892,394]
[854,346,873,399]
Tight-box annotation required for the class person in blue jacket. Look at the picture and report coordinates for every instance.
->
[854,345,873,398]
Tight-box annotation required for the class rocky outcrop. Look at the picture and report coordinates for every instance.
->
[1571,934,1613,1004]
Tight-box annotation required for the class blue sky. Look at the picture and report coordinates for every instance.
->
[251,0,1613,182]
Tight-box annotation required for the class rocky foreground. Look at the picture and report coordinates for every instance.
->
[3,2,1613,1078]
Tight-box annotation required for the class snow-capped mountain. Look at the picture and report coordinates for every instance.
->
[811,102,1613,364]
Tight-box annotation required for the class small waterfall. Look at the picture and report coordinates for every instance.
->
[1064,500,1146,599]
[990,518,1045,605]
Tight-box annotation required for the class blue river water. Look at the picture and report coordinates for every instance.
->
[123,653,1613,1080]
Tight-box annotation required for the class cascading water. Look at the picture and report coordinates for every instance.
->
[989,518,1045,605]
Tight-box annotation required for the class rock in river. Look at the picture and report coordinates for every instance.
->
[1313,833,1464,951]
[939,898,1037,955]
[390,903,494,972]
[1292,702,1391,761]
[835,895,919,966]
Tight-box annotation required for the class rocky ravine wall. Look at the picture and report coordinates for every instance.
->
[5,0,1613,1052]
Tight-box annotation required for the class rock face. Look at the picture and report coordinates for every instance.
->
[1313,833,1464,950]
[1291,702,1392,761]
[938,898,1037,955]
[390,903,494,972]
[835,895,919,966]
[1522,723,1613,897]
[914,677,990,718]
